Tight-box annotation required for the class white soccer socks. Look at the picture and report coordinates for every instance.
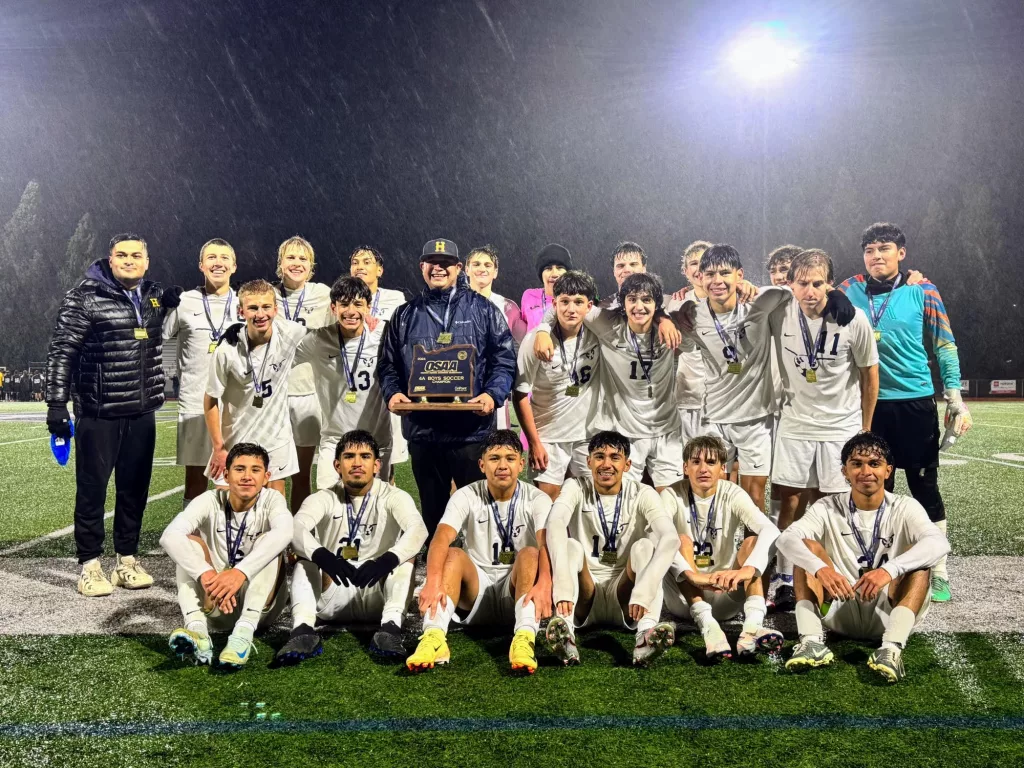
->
[238,558,279,631]
[741,595,767,634]
[514,596,539,636]
[881,605,916,651]
[422,594,455,635]
[381,561,415,628]
[932,519,949,579]
[795,599,825,643]
[289,560,319,629]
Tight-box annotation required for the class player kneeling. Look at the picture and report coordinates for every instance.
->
[407,430,554,675]
[778,433,949,682]
[160,443,293,669]
[661,435,782,662]
[276,430,427,664]
[545,431,680,668]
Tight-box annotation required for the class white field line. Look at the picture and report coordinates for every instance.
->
[945,453,1024,470]
[0,484,184,556]
[973,422,1024,431]
[0,420,176,448]
[927,634,987,708]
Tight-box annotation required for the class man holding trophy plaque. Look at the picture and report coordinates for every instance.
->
[378,238,517,538]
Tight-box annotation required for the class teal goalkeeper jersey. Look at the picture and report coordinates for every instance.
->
[838,275,962,401]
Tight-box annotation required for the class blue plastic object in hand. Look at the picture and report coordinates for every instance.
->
[50,418,74,466]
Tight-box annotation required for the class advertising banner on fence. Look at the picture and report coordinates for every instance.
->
[989,380,1018,395]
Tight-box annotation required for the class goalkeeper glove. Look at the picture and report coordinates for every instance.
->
[943,388,973,442]
[353,552,400,588]
[311,547,357,587]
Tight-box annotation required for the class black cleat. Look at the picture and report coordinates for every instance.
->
[275,623,323,666]
[773,584,796,613]
[370,620,406,658]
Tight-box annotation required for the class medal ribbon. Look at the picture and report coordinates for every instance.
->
[554,325,584,385]
[337,326,368,393]
[489,481,521,551]
[281,285,306,321]
[224,496,251,567]
[123,287,144,327]
[243,332,272,396]
[797,310,828,371]
[424,287,456,336]
[867,274,902,330]
[687,489,717,552]
[596,488,624,552]
[371,289,381,317]
[708,304,744,363]
[202,288,234,341]
[345,488,373,543]
[628,326,655,389]
[847,496,888,570]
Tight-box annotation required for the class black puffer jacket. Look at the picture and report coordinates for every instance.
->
[45,259,167,418]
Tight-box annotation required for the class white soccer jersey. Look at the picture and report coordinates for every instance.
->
[665,295,705,411]
[162,288,238,413]
[275,282,333,397]
[684,287,790,424]
[779,492,949,584]
[515,326,601,443]
[206,318,306,452]
[439,480,552,582]
[293,324,392,448]
[774,305,878,440]
[292,478,426,564]
[370,287,406,323]
[660,478,778,577]
[160,488,293,580]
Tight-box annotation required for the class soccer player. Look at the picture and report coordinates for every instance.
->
[545,431,679,667]
[599,241,649,309]
[661,435,782,661]
[534,272,684,490]
[671,240,712,446]
[406,430,554,675]
[521,243,573,331]
[766,244,801,288]
[514,271,601,501]
[163,238,238,508]
[276,430,427,663]
[778,432,949,682]
[204,279,306,496]
[838,223,970,603]
[274,236,333,511]
[466,244,528,345]
[293,277,392,489]
[771,249,879,610]
[161,442,293,669]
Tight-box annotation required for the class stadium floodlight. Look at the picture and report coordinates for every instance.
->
[726,26,798,84]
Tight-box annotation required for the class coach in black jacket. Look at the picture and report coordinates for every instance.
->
[378,238,516,537]
[45,233,182,597]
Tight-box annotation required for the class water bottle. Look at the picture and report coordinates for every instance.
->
[939,423,957,452]
[50,418,74,466]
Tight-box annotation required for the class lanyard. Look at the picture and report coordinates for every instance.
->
[424,287,456,334]
[202,288,234,341]
[123,287,143,327]
[281,285,306,321]
[628,326,655,389]
[345,488,373,542]
[224,497,251,567]
[867,274,902,329]
[371,289,381,317]
[243,333,272,394]
[554,325,584,385]
[708,304,743,362]
[688,489,717,550]
[596,488,624,551]
[337,327,368,392]
[489,482,521,551]
[847,496,888,570]
[797,310,828,370]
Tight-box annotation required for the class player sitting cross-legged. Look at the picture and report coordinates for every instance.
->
[276,430,427,664]
[778,432,949,682]
[407,429,554,675]
[160,442,293,670]
[661,435,782,662]
[545,431,680,668]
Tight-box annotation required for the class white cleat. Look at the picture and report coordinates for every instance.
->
[737,626,784,657]
[703,625,733,662]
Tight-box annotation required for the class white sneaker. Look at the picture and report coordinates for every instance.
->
[110,554,154,590]
[78,559,113,597]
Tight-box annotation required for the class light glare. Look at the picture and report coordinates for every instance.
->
[727,29,798,84]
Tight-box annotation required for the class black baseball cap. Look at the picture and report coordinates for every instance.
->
[420,238,460,263]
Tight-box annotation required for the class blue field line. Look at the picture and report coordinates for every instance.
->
[2,714,1024,738]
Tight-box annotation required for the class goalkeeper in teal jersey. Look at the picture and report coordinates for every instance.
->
[838,222,972,603]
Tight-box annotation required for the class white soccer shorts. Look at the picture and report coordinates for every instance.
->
[678,407,705,447]
[206,441,299,485]
[288,393,322,448]
[662,575,744,622]
[390,413,409,465]
[701,416,773,477]
[576,570,634,630]
[625,431,685,488]
[454,561,515,627]
[176,411,213,467]
[315,440,392,492]
[822,584,931,641]
[772,435,853,493]
[528,439,589,485]
[318,580,388,624]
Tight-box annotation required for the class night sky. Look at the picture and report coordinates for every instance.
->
[1,0,1022,375]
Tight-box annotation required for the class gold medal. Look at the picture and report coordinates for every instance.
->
[805,369,817,383]
[726,361,742,375]
[134,327,148,340]
[437,332,453,344]
[564,385,580,397]
[695,554,712,568]
[874,330,882,342]
[344,390,358,404]
[599,550,617,565]
[252,396,263,408]
[341,545,359,560]
[498,549,516,565]
[208,342,218,353]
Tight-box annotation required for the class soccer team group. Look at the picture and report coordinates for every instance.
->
[103,224,974,682]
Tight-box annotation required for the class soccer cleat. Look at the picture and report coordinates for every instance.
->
[169,627,213,665]
[633,622,675,668]
[406,628,450,672]
[110,555,154,590]
[78,559,113,597]
[218,633,256,670]
[370,621,406,659]
[930,575,952,603]
[773,583,796,613]
[545,616,580,666]
[703,625,733,663]
[736,626,784,657]
[274,624,323,666]
[867,647,906,683]
[786,637,835,672]
[509,629,538,675]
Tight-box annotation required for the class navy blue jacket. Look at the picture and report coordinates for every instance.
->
[377,275,516,444]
